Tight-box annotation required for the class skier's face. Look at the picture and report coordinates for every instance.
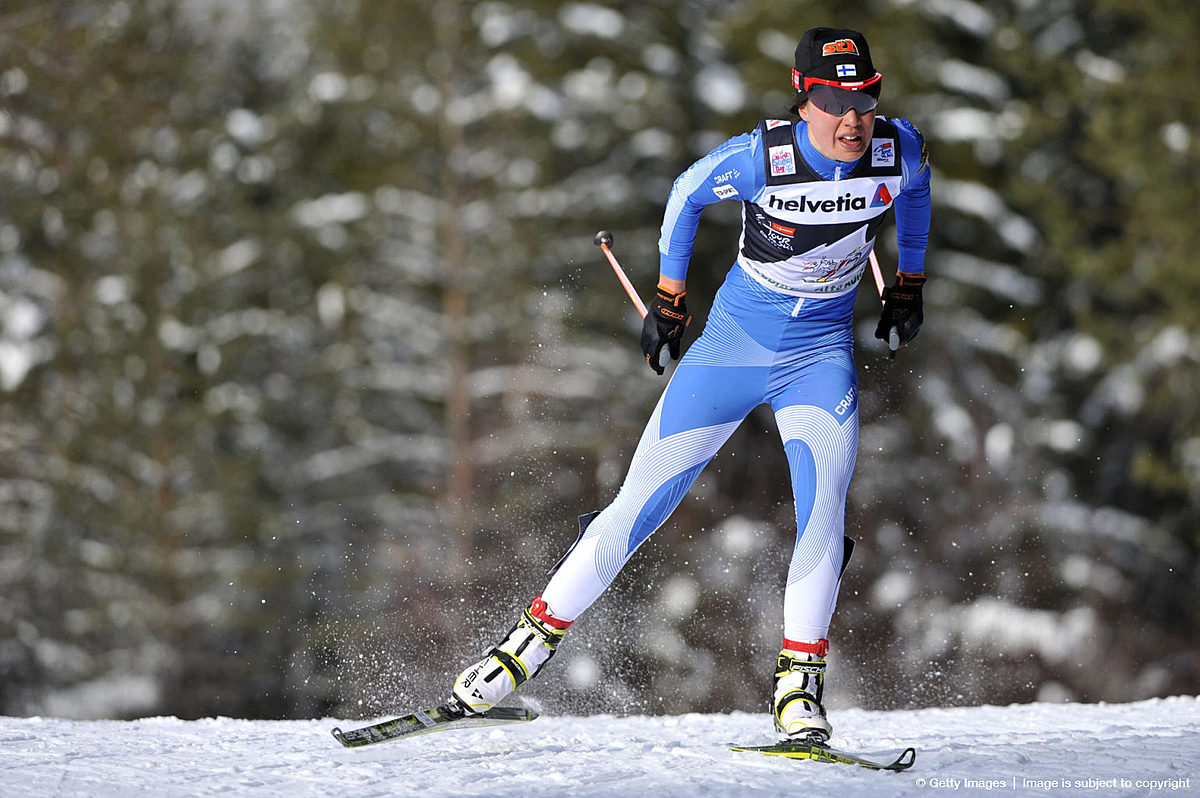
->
[799,101,874,162]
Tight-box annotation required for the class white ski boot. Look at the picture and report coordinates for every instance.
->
[450,596,571,715]
[772,640,832,743]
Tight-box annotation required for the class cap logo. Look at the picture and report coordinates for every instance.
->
[822,39,860,57]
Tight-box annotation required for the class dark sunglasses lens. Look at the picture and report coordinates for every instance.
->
[809,84,877,116]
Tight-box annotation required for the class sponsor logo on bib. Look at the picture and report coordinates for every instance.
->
[872,138,895,167]
[769,145,796,176]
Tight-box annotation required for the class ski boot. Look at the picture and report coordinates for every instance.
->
[772,639,832,744]
[449,596,571,715]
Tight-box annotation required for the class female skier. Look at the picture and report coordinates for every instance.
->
[449,27,931,744]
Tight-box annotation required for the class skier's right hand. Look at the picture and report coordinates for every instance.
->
[641,285,691,375]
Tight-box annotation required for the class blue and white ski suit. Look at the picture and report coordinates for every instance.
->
[543,116,931,643]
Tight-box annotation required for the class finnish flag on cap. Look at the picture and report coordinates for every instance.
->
[836,63,857,78]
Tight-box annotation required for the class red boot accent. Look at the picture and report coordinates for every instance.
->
[782,637,829,657]
[530,596,572,630]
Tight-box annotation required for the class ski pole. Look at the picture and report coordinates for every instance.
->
[869,249,900,358]
[594,230,648,319]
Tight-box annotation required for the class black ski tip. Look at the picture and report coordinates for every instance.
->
[890,747,917,771]
[594,230,613,248]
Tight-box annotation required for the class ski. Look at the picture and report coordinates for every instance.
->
[331,704,538,748]
[728,740,916,771]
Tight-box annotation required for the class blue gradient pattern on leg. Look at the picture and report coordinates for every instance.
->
[625,463,707,556]
[785,438,818,545]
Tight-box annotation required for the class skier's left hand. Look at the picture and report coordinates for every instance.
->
[641,285,691,375]
[875,272,925,345]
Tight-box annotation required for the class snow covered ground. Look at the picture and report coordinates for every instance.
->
[3,697,1198,797]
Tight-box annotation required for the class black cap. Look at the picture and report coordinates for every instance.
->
[792,27,877,90]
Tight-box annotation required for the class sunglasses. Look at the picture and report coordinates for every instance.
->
[803,73,882,117]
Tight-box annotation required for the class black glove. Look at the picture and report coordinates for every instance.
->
[874,272,925,345]
[641,285,692,375]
